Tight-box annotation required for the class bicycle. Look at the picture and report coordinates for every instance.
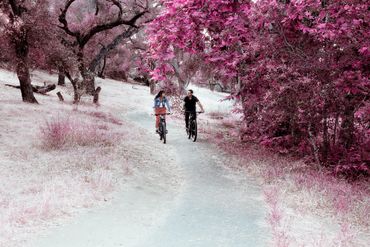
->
[186,111,203,142]
[155,113,171,144]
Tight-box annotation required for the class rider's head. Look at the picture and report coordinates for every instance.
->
[187,89,193,97]
[155,90,165,99]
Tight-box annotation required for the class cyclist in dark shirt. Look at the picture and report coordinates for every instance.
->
[183,89,205,130]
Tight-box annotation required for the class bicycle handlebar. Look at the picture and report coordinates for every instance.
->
[153,113,172,116]
[184,111,204,113]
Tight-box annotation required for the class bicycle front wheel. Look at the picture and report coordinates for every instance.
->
[188,121,193,139]
[159,125,163,140]
[191,120,197,142]
[162,122,166,144]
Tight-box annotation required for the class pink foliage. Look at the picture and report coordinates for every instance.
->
[147,0,370,179]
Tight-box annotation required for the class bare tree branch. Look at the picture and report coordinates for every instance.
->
[58,0,80,38]
[59,0,148,47]
[111,0,123,19]
[95,0,99,15]
[89,26,140,73]
[80,10,147,46]
[8,0,19,16]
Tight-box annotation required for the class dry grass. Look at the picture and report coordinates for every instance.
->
[202,110,370,246]
[0,110,127,247]
[0,69,188,247]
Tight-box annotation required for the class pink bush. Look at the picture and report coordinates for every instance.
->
[40,117,72,148]
[40,116,117,149]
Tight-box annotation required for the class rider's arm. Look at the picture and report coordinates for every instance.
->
[165,98,171,112]
[153,99,157,111]
[181,97,186,112]
[197,101,205,112]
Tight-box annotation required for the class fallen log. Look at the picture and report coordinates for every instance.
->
[5,83,56,95]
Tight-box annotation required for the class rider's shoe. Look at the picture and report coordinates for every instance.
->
[166,130,168,134]
[156,128,159,133]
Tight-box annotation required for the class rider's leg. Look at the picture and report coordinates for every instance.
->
[155,109,159,129]
[185,112,190,129]
[158,107,166,116]
[155,108,163,132]
[157,107,166,132]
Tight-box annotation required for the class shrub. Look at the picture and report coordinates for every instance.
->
[40,116,116,149]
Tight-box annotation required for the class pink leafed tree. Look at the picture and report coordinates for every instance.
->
[0,0,54,103]
[147,0,369,179]
[55,0,149,103]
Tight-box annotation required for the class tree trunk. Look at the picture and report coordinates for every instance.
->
[14,28,38,104]
[149,80,156,95]
[57,92,64,101]
[308,122,321,166]
[58,66,66,86]
[209,82,215,91]
[71,79,80,104]
[170,60,188,94]
[332,112,339,146]
[177,79,188,94]
[93,86,101,104]
[16,61,37,103]
[64,70,80,104]
[97,55,107,78]
[236,74,249,122]
[77,48,95,97]
[85,72,96,95]
[339,94,355,148]
[321,103,330,165]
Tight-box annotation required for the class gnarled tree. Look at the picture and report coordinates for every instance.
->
[0,0,46,103]
[57,0,148,102]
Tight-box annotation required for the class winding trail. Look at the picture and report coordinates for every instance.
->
[28,102,270,246]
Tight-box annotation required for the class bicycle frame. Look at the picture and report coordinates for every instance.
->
[185,111,203,142]
[154,113,171,144]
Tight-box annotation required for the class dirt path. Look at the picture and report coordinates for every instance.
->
[27,85,270,246]
[125,112,270,246]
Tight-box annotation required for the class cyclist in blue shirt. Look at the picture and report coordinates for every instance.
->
[154,90,171,133]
